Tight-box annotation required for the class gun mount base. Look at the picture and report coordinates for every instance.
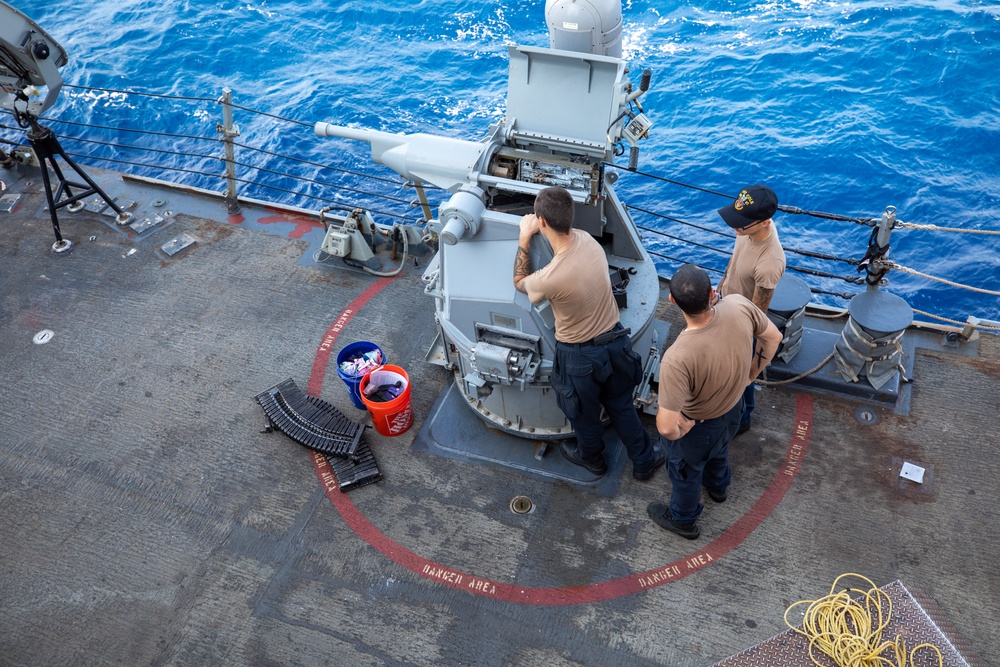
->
[413,378,631,497]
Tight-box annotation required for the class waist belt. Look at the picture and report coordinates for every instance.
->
[562,324,631,347]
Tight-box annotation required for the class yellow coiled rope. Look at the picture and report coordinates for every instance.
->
[783,574,945,667]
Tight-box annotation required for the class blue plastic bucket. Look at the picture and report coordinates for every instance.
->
[336,341,386,409]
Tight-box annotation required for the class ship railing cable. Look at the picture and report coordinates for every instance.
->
[0,88,419,220]
[1,115,212,142]
[616,164,1000,327]
[630,205,734,239]
[609,163,878,227]
[5,113,406,196]
[225,155,412,205]
[50,145,417,221]
[604,162,729,197]
[808,289,855,301]
[226,101,314,129]
[10,125,420,221]
[633,206,862,266]
[637,224,733,257]
[637,220,867,292]
[35,130,215,161]
[230,140,404,185]
[783,246,861,265]
[55,85,426,191]
[787,264,866,285]
[17,113,407,188]
[62,83,217,103]
[776,204,877,227]
[646,252,723,275]
[5,86,997,325]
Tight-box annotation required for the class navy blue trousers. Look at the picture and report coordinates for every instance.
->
[740,337,757,428]
[740,381,755,428]
[663,398,743,523]
[552,325,655,469]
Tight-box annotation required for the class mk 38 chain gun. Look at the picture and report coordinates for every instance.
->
[315,8,660,439]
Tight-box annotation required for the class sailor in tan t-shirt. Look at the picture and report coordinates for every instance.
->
[514,186,662,481]
[647,264,782,540]
[716,184,786,435]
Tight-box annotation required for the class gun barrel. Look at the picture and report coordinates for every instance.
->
[314,122,392,144]
[314,120,489,192]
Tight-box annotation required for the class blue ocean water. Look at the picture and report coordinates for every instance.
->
[6,0,1000,322]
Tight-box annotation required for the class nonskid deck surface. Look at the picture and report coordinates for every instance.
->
[1,167,997,666]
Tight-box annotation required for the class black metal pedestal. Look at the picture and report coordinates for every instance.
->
[26,122,131,252]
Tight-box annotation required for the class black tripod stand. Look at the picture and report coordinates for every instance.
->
[24,117,132,252]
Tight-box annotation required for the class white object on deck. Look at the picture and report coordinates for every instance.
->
[899,461,926,484]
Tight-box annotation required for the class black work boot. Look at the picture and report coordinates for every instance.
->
[647,502,700,540]
[704,485,729,503]
[633,442,665,481]
[558,441,608,476]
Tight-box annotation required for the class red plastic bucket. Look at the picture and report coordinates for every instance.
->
[359,365,414,436]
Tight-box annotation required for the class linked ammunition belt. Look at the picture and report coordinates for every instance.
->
[325,444,382,491]
[255,378,382,491]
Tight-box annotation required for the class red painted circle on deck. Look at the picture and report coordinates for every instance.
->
[310,279,813,605]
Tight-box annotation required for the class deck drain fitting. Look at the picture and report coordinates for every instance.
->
[854,407,878,425]
[509,496,534,515]
[33,329,54,345]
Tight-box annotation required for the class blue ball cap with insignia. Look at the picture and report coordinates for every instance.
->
[717,184,778,229]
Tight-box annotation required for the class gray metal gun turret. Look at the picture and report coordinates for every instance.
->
[315,3,660,439]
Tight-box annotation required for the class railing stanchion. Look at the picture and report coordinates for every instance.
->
[217,88,241,214]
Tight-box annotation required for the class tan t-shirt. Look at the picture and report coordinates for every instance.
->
[718,225,786,303]
[658,295,770,420]
[523,229,619,343]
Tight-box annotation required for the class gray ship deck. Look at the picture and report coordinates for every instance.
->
[1,166,997,666]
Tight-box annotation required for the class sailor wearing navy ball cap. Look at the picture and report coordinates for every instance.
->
[715,184,786,437]
[717,184,779,230]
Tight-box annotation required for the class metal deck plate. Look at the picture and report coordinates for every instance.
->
[0,193,22,213]
[160,232,198,257]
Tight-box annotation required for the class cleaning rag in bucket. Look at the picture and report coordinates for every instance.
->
[338,349,383,377]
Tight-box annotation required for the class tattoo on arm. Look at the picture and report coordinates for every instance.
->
[749,343,767,380]
[753,286,774,313]
[513,245,531,292]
